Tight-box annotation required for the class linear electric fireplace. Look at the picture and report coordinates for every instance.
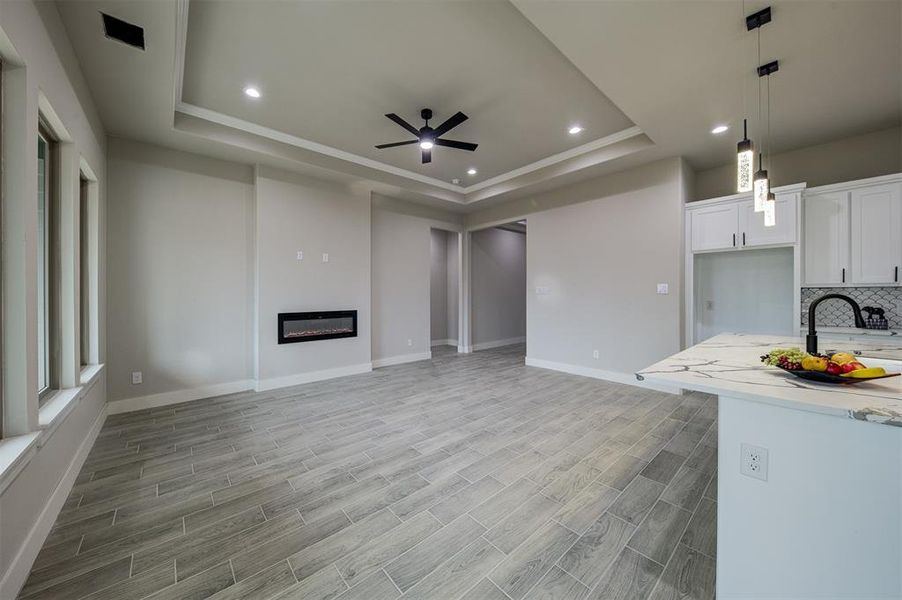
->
[278,310,357,344]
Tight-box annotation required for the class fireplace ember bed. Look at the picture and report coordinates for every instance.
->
[277,310,357,344]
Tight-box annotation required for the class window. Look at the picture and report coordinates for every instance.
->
[37,126,58,403]
[79,176,88,366]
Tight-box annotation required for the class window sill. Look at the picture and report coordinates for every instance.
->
[0,433,41,495]
[0,364,105,495]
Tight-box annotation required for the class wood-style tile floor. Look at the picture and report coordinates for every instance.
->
[20,345,718,600]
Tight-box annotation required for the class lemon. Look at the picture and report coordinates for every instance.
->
[841,367,886,379]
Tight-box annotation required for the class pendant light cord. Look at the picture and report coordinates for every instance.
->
[757,27,762,161]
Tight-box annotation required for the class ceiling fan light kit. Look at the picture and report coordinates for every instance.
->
[376,108,478,164]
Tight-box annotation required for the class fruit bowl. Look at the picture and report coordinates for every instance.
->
[774,365,900,385]
[761,348,900,385]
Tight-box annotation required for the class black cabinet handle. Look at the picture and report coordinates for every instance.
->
[896,266,899,282]
[732,233,736,247]
[742,232,746,246]
[842,268,845,283]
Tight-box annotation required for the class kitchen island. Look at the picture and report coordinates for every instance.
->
[638,334,902,599]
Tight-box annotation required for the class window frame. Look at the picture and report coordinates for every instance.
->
[37,122,60,405]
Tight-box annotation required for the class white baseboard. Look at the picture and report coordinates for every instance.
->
[255,363,372,392]
[524,357,680,394]
[430,338,458,347]
[106,379,255,415]
[0,403,108,599]
[472,336,526,351]
[372,352,432,368]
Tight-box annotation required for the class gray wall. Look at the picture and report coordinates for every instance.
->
[471,227,527,348]
[0,1,108,595]
[516,158,686,376]
[430,229,449,342]
[372,209,430,362]
[255,167,372,383]
[371,196,461,363]
[446,232,459,343]
[107,140,254,401]
[694,126,902,200]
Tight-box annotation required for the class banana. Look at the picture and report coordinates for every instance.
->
[841,367,886,379]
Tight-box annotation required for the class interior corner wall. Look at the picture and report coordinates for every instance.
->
[371,194,462,365]
[446,233,460,344]
[464,158,685,379]
[471,228,527,349]
[106,139,254,405]
[0,1,107,596]
[430,229,449,343]
[254,168,372,387]
[693,126,902,200]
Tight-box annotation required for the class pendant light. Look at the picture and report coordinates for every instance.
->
[762,63,778,227]
[737,119,754,193]
[752,25,769,210]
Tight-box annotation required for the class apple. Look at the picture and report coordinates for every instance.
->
[826,361,843,375]
[846,361,867,372]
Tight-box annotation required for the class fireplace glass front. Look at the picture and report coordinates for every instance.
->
[277,310,357,344]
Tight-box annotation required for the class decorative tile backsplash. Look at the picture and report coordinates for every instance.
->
[801,287,902,329]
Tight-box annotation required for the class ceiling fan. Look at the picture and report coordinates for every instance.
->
[376,108,478,164]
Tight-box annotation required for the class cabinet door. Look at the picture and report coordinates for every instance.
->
[850,184,902,285]
[690,203,738,252]
[740,193,798,248]
[803,192,849,286]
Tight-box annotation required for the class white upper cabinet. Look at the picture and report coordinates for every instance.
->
[689,191,798,253]
[690,203,739,252]
[850,183,902,285]
[803,191,849,286]
[740,192,798,248]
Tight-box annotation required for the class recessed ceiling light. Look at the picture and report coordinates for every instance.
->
[244,86,261,98]
[711,124,729,134]
[568,125,583,135]
[467,168,477,176]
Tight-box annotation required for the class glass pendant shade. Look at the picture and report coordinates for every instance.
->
[737,120,754,193]
[753,168,769,212]
[764,191,776,227]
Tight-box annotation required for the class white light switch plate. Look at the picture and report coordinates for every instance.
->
[131,371,142,385]
[656,283,669,295]
[296,251,304,261]
[322,253,329,263]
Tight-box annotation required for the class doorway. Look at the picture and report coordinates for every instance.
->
[429,228,460,350]
[469,220,526,353]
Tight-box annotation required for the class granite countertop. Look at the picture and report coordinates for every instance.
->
[637,334,902,428]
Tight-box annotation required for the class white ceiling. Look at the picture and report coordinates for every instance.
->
[182,0,634,186]
[513,0,902,170]
[54,0,901,210]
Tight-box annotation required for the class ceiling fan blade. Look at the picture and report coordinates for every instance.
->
[435,139,478,152]
[375,140,418,149]
[432,111,468,137]
[385,113,421,137]
[422,148,432,164]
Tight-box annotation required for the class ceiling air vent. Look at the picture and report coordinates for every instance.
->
[101,13,145,50]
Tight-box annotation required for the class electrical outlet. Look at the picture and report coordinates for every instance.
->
[296,250,303,261]
[322,253,329,263]
[656,283,669,295]
[593,349,599,359]
[407,339,412,347]
[741,443,768,481]
[131,371,143,385]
